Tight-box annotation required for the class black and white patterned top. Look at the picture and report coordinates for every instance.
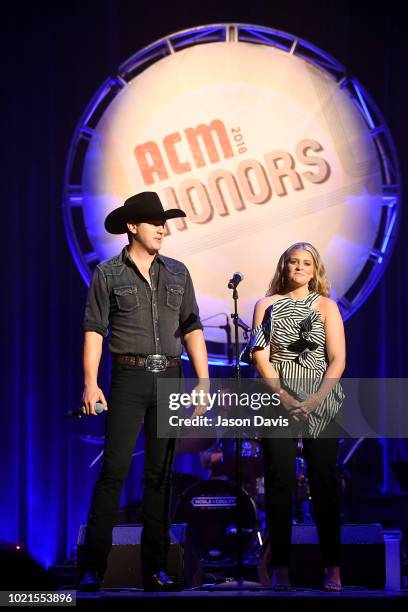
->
[242,291,345,438]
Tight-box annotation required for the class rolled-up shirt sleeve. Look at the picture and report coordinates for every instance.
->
[83,266,110,337]
[179,268,203,336]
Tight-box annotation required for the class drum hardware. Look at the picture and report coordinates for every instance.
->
[174,479,258,565]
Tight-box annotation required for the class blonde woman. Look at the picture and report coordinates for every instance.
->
[246,242,345,591]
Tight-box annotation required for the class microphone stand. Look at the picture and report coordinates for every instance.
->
[213,282,261,590]
[225,314,233,364]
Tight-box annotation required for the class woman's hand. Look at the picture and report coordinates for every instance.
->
[278,389,304,422]
[296,393,321,419]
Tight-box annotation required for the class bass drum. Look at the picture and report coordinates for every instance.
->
[174,479,257,564]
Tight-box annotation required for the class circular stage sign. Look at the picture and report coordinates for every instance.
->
[64,24,400,341]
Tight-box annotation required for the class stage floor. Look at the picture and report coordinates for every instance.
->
[73,587,408,610]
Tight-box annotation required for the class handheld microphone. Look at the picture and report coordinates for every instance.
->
[228,272,244,289]
[65,402,107,418]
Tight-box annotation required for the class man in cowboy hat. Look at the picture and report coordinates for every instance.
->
[78,191,209,591]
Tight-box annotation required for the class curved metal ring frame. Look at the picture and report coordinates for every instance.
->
[63,23,401,321]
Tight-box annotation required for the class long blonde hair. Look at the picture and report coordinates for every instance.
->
[266,242,330,297]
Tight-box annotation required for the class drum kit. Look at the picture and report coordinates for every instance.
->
[173,434,314,567]
[173,435,363,568]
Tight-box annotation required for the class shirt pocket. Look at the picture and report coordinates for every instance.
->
[113,285,140,312]
[166,284,184,311]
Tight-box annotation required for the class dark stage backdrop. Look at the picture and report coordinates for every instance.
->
[1,0,407,569]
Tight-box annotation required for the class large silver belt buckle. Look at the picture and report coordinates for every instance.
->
[145,354,167,372]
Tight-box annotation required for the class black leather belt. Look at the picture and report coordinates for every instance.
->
[113,354,182,372]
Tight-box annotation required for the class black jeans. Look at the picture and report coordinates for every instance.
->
[79,363,182,578]
[262,421,341,568]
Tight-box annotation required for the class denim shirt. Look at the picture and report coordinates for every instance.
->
[83,246,203,356]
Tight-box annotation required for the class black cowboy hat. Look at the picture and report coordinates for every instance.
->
[104,191,186,234]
